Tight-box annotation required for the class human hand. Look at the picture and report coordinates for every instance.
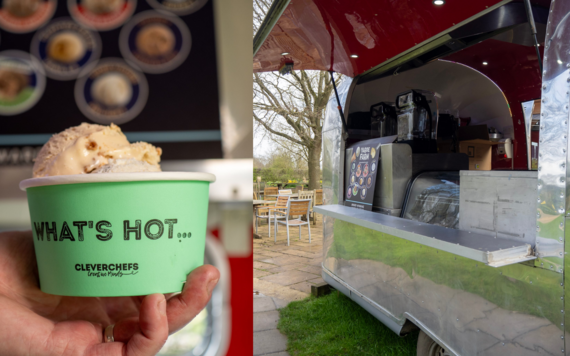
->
[0,230,220,356]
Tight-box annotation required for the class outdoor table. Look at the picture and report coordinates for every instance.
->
[253,200,272,205]
[266,193,299,199]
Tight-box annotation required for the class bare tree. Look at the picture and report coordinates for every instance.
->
[253,0,272,34]
[253,70,342,189]
[253,1,342,189]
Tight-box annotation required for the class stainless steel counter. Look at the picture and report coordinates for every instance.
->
[314,204,535,267]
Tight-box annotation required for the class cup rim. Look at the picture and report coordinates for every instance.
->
[20,172,216,191]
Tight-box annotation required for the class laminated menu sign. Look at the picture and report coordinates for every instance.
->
[345,138,382,211]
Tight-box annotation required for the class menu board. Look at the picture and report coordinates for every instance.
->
[344,138,382,211]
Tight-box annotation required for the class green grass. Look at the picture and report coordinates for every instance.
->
[278,292,418,356]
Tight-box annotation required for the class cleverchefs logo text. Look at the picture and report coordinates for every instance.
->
[75,263,139,278]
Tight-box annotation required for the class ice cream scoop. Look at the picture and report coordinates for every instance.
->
[33,123,162,177]
[48,32,86,64]
[0,68,28,100]
[93,158,161,173]
[82,0,124,14]
[3,0,40,18]
[136,24,175,57]
[91,73,132,107]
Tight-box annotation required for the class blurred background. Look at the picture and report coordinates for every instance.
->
[0,0,252,355]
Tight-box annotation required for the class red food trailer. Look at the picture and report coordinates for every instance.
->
[254,0,570,355]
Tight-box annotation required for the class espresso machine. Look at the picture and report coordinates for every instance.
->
[395,90,438,153]
[370,102,397,137]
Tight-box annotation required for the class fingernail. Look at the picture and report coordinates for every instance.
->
[207,278,219,294]
[158,298,167,316]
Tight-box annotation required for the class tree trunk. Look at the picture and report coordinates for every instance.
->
[307,138,322,190]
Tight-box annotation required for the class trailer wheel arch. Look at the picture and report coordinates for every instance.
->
[416,330,452,356]
[400,318,419,335]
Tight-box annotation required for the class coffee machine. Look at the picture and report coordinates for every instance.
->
[370,102,397,137]
[395,90,438,153]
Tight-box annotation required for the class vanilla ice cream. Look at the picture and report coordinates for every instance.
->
[33,123,162,177]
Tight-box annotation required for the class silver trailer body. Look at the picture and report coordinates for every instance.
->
[315,2,570,354]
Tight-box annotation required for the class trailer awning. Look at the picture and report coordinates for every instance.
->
[254,0,512,77]
[315,205,536,267]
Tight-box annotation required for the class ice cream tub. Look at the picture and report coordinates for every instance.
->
[20,172,215,297]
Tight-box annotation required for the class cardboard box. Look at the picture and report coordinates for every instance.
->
[457,125,498,170]
[459,139,498,170]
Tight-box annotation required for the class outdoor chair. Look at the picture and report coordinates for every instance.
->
[264,187,278,201]
[274,199,312,246]
[313,189,323,225]
[278,189,293,195]
[298,190,314,221]
[255,195,290,238]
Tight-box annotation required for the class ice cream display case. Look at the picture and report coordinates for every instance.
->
[254,0,570,354]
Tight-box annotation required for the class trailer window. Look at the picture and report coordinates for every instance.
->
[522,99,541,170]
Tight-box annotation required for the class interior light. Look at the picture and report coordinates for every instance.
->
[482,61,488,65]
[433,0,445,5]
[281,52,289,56]
[350,54,359,58]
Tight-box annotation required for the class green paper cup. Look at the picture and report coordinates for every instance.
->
[19,172,215,297]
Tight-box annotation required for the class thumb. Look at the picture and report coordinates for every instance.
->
[125,293,169,356]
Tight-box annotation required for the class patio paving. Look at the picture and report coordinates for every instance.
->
[254,214,324,302]
[253,213,325,356]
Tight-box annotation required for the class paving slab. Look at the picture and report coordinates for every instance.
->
[264,244,296,252]
[309,258,323,266]
[254,254,273,261]
[297,265,323,276]
[254,310,280,332]
[254,269,273,278]
[260,251,286,258]
[279,249,318,259]
[254,278,309,302]
[260,255,311,266]
[253,329,288,356]
[261,270,318,286]
[254,261,277,270]
[289,281,314,294]
[272,297,290,309]
[253,213,324,356]
[254,296,277,313]
[308,277,325,284]
[266,264,300,273]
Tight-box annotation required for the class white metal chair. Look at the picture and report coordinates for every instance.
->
[278,189,293,195]
[255,195,290,238]
[274,199,312,245]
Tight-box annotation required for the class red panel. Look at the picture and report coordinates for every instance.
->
[254,0,504,76]
[210,227,254,355]
[444,39,543,169]
[225,253,253,355]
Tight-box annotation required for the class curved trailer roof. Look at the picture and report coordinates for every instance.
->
[254,0,550,169]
